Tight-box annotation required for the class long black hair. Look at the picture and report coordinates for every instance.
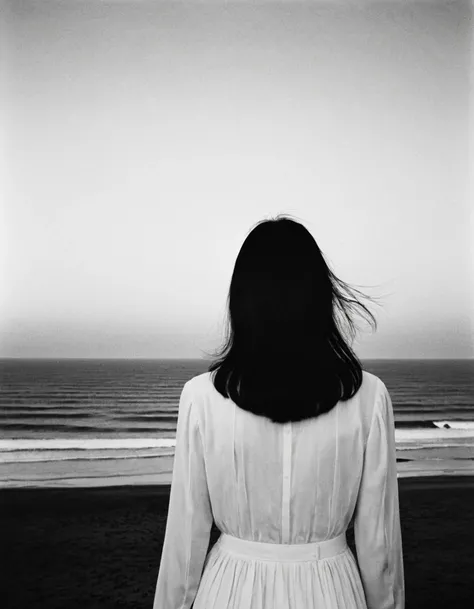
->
[203,214,381,424]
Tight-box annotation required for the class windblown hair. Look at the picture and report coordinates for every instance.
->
[203,214,381,424]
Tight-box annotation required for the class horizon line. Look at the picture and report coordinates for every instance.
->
[0,356,472,361]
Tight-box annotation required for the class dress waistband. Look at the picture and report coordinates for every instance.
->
[217,532,347,562]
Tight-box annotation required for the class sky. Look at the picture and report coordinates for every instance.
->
[0,0,472,359]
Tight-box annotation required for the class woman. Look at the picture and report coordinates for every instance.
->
[153,214,405,609]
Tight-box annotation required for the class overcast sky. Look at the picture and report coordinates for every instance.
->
[0,0,472,359]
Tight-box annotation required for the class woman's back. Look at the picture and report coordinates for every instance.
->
[198,368,380,544]
[154,368,405,608]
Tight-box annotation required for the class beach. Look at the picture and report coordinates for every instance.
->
[3,476,474,609]
[2,359,473,606]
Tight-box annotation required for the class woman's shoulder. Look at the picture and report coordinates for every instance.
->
[358,370,388,416]
[186,369,387,405]
[182,370,213,395]
[361,369,386,392]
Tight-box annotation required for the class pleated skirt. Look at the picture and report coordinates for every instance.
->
[192,532,368,609]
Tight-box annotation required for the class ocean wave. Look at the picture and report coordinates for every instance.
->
[0,398,87,405]
[0,423,172,433]
[111,414,177,422]
[395,427,474,441]
[0,405,98,412]
[394,421,474,429]
[0,423,106,432]
[0,396,179,404]
[433,421,474,430]
[0,412,94,420]
[397,443,474,450]
[396,405,474,410]
[0,451,174,464]
[0,438,176,451]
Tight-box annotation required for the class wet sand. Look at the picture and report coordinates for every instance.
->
[3,476,474,609]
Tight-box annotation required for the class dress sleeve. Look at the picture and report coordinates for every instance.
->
[353,380,405,609]
[153,381,213,609]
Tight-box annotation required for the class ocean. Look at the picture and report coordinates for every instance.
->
[0,358,473,487]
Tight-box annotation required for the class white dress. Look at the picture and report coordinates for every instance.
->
[153,370,405,609]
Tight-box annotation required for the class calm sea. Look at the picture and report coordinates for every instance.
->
[0,358,473,487]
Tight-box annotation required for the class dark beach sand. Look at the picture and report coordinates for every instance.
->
[2,477,474,609]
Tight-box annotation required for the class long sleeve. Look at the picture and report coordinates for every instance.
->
[354,380,405,609]
[153,381,213,609]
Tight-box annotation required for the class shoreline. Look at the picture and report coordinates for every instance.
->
[1,447,473,489]
[2,474,474,495]
[2,465,474,489]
